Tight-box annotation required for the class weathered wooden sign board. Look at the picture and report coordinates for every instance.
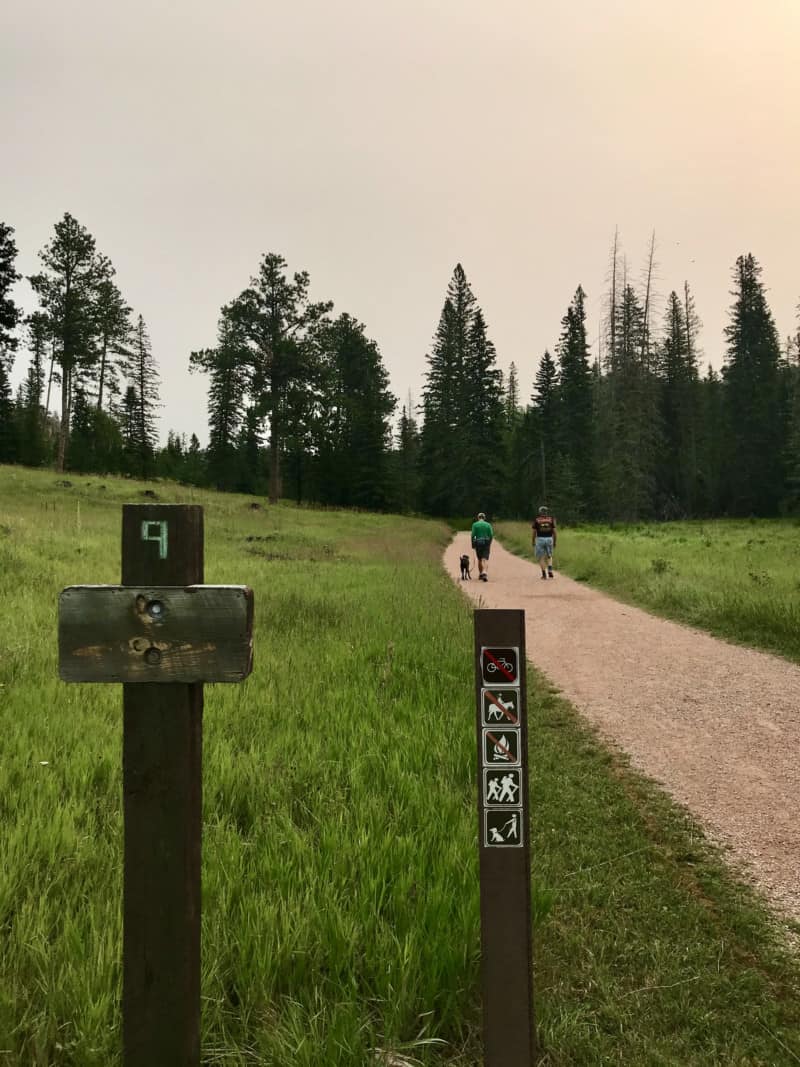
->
[474,609,536,1065]
[59,585,253,682]
[58,504,254,1067]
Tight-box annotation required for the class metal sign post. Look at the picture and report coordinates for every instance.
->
[58,504,254,1066]
[474,608,536,1065]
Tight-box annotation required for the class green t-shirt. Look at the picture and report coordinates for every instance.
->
[471,519,493,542]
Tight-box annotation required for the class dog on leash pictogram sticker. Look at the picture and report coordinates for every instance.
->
[480,647,519,686]
[483,767,522,806]
[481,687,520,727]
[482,727,521,766]
[484,808,523,847]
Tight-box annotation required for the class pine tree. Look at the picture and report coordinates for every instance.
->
[555,285,594,515]
[236,407,265,494]
[419,297,460,515]
[696,366,726,514]
[419,264,503,516]
[599,281,661,520]
[656,289,701,516]
[722,254,784,514]
[283,342,321,504]
[419,265,480,515]
[67,386,94,471]
[120,385,139,469]
[782,303,800,510]
[92,255,132,411]
[0,222,21,463]
[190,306,249,490]
[394,404,421,512]
[122,315,160,477]
[315,313,396,509]
[156,430,186,481]
[502,362,529,515]
[462,308,506,513]
[28,213,99,470]
[18,312,50,466]
[226,253,332,502]
[504,362,521,430]
[0,222,20,357]
[532,349,558,504]
[183,434,206,485]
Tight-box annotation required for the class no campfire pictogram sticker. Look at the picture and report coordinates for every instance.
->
[480,646,519,686]
[482,727,521,767]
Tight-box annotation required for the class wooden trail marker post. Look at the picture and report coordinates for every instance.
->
[474,608,536,1065]
[58,504,254,1066]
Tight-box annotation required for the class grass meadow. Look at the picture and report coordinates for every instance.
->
[1,466,800,1065]
[497,518,800,663]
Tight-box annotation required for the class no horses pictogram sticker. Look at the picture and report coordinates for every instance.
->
[480,646,519,686]
[481,687,520,727]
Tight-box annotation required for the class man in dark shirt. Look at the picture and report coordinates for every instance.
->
[531,505,556,580]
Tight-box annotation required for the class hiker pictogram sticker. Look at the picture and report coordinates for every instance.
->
[481,688,520,726]
[484,767,522,806]
[484,808,523,847]
[480,646,519,686]
[482,727,521,766]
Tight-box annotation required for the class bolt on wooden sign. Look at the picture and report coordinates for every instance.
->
[474,610,536,1065]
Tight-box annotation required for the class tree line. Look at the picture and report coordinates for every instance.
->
[0,215,159,477]
[2,214,799,520]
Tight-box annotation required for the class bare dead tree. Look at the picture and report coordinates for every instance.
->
[639,230,658,369]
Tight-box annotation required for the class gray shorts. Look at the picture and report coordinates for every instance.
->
[534,536,554,561]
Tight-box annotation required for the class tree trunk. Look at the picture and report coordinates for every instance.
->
[268,414,281,504]
[609,227,618,367]
[640,231,656,368]
[57,365,71,471]
[97,339,108,411]
[45,341,57,414]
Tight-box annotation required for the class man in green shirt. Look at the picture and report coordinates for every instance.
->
[471,512,494,582]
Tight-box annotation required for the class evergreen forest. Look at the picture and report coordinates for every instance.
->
[2,214,800,522]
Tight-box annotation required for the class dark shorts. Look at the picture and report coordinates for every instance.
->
[473,539,491,561]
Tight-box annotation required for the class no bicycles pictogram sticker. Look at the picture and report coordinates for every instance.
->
[480,646,519,686]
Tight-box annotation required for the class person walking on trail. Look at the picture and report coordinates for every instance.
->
[471,512,493,582]
[532,505,556,580]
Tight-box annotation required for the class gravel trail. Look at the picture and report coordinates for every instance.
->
[445,533,800,919]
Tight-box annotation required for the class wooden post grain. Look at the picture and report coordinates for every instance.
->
[121,505,203,1067]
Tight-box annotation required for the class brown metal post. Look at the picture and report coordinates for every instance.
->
[474,608,536,1065]
[121,505,203,1066]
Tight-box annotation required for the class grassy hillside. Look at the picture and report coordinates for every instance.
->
[1,466,799,1065]
[497,518,800,662]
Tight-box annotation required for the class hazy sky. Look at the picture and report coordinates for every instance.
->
[3,0,799,443]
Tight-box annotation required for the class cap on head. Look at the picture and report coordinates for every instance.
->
[538,505,548,514]
[477,512,486,520]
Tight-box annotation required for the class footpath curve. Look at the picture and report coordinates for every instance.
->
[445,533,800,920]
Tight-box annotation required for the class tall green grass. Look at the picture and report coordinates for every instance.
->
[497,518,800,662]
[1,467,799,1064]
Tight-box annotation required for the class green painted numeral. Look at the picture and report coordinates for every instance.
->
[141,520,169,560]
